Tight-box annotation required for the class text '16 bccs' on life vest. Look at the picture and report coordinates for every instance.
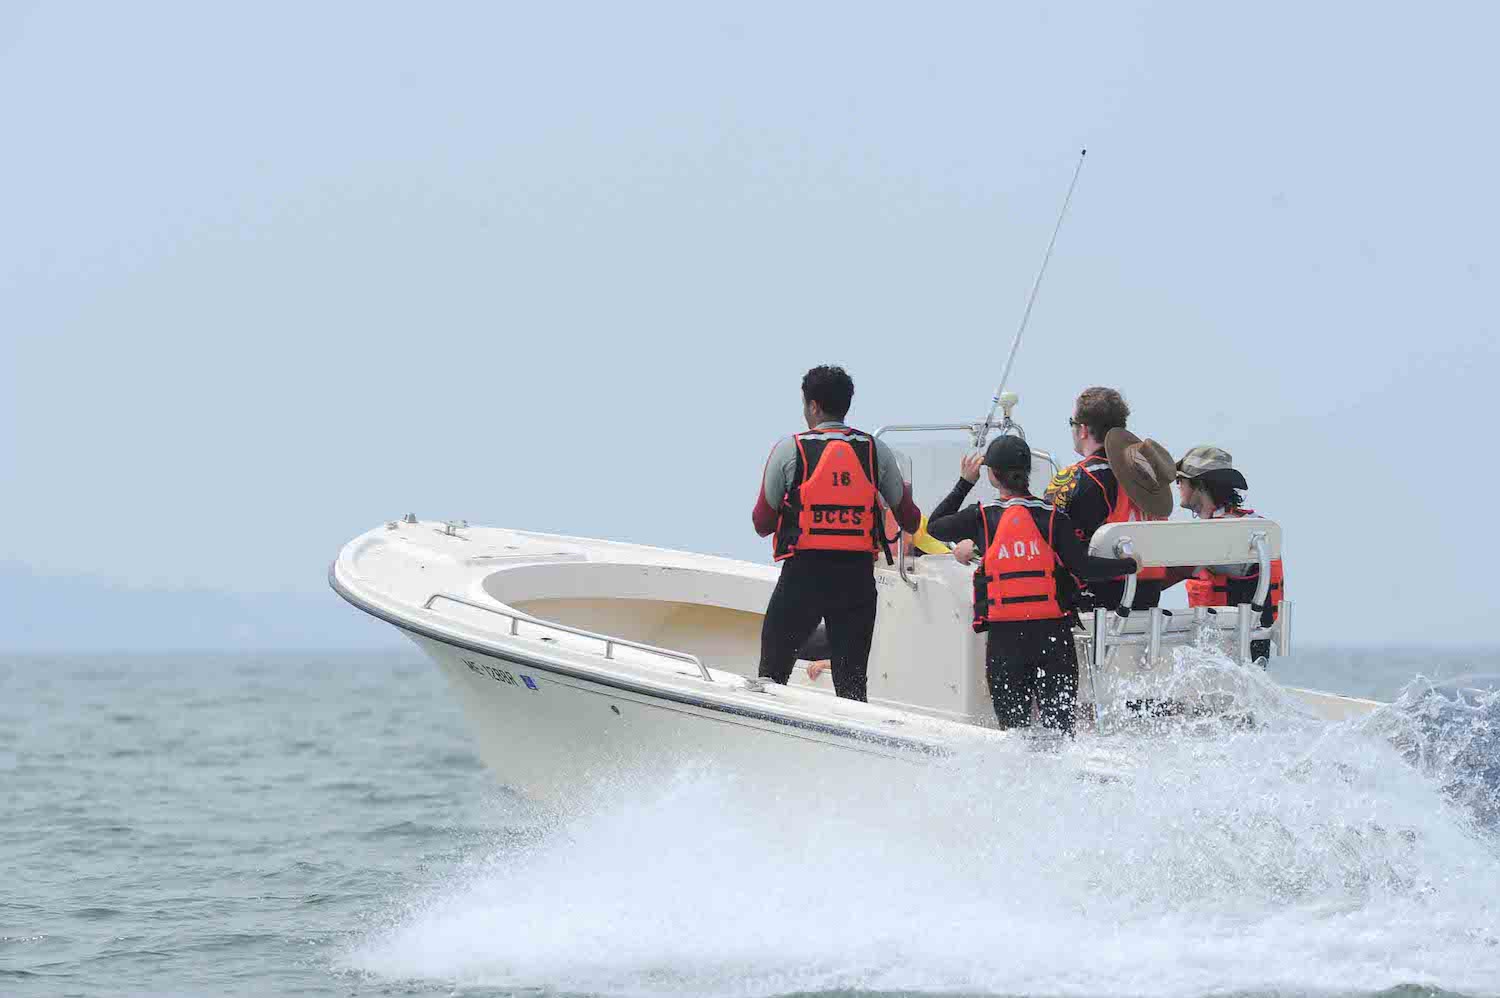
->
[774,429,884,560]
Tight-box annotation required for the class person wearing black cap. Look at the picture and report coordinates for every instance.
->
[926,435,1138,733]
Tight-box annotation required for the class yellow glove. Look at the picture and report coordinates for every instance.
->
[912,515,952,556]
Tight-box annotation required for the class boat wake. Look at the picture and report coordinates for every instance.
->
[343,651,1500,997]
[1366,674,1500,834]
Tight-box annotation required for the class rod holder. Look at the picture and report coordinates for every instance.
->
[1276,599,1294,657]
[1236,604,1253,664]
[1146,606,1163,669]
[1090,608,1109,729]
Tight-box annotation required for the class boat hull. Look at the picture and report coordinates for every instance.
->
[409,631,938,807]
[330,518,1379,807]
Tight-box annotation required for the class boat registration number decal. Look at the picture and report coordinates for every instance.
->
[462,657,538,691]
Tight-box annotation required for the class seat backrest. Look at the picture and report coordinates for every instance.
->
[1088,518,1282,568]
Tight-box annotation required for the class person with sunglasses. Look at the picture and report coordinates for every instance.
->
[1044,387,1173,612]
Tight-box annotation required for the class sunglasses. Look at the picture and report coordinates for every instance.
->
[1067,418,1081,429]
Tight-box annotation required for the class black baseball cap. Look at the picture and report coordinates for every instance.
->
[984,434,1031,471]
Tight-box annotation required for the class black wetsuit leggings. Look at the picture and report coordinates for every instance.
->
[984,617,1079,734]
[758,553,877,702]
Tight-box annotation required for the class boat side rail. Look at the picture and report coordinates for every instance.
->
[422,592,714,682]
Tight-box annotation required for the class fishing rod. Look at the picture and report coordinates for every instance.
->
[973,148,1088,448]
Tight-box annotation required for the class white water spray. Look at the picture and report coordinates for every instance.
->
[346,651,1500,997]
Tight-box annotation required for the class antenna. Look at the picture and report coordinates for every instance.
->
[974,148,1088,447]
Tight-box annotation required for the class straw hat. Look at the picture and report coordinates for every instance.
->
[1103,428,1176,518]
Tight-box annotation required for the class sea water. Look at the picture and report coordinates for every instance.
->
[3,647,1498,997]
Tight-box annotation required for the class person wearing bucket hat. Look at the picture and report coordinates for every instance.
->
[1171,445,1285,662]
[1175,445,1249,506]
[925,434,1138,734]
[1044,387,1172,612]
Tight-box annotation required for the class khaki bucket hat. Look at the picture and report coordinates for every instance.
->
[1176,445,1249,490]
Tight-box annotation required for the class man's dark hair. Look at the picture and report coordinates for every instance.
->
[1200,478,1245,511]
[801,365,854,420]
[997,466,1031,494]
[1074,387,1130,440]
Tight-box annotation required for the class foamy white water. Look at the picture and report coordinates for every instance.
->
[347,652,1500,997]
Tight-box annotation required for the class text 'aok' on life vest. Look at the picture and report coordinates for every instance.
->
[972,498,1065,629]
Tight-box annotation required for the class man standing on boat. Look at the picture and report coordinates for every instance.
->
[752,365,922,701]
[1045,387,1174,611]
[926,435,1138,733]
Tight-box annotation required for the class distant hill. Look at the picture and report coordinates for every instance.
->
[0,562,401,652]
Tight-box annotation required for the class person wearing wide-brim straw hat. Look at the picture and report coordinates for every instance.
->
[1170,445,1285,662]
[1044,386,1173,613]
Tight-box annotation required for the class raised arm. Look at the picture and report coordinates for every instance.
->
[926,452,985,547]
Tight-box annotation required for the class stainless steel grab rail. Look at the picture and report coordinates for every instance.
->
[1249,530,1272,609]
[1113,537,1139,616]
[423,592,714,682]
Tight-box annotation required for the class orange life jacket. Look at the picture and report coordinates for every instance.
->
[971,498,1065,629]
[1076,454,1168,581]
[773,427,889,561]
[1184,507,1285,612]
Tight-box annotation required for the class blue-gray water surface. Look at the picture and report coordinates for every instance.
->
[3,646,1498,997]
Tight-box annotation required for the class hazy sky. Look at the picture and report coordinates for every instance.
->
[3,1,1496,645]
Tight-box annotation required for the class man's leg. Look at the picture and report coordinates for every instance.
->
[821,565,877,702]
[757,561,824,685]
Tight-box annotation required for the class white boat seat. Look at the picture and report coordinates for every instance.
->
[1089,518,1281,567]
[1077,519,1291,728]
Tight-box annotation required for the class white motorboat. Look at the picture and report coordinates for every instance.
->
[329,406,1382,805]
